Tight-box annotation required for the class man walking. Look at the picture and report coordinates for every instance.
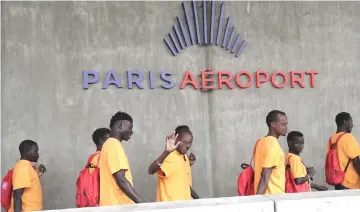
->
[99,111,143,206]
[327,112,360,190]
[254,110,287,194]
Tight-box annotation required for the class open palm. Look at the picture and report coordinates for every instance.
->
[165,132,179,152]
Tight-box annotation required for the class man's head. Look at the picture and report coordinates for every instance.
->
[92,128,111,149]
[175,125,193,154]
[109,111,133,141]
[335,112,353,133]
[19,140,39,162]
[266,110,288,136]
[287,131,304,155]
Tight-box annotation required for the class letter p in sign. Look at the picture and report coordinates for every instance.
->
[83,70,99,89]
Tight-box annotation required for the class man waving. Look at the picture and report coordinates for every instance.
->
[148,127,199,202]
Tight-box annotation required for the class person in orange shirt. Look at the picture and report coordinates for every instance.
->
[327,112,360,190]
[254,110,287,195]
[88,128,110,173]
[286,131,328,192]
[148,126,199,202]
[99,111,143,206]
[174,125,197,167]
[10,140,46,212]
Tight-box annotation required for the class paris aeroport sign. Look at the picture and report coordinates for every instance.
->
[82,1,318,90]
[83,69,318,89]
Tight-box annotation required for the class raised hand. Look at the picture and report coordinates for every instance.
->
[36,164,47,177]
[189,153,196,166]
[165,131,180,152]
[306,167,316,178]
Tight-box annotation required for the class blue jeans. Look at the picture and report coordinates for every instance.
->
[334,184,349,190]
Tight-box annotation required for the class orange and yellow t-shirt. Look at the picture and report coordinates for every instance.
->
[9,160,42,212]
[286,153,311,191]
[99,138,134,206]
[156,151,192,202]
[254,136,285,194]
[327,133,360,189]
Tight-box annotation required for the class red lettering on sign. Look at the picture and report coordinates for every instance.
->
[180,71,198,89]
[201,71,215,89]
[271,71,288,88]
[235,71,252,88]
[180,69,318,89]
[290,71,305,88]
[218,72,233,89]
[305,71,319,88]
[256,71,269,88]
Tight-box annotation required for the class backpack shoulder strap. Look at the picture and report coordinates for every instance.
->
[334,133,346,159]
[86,152,100,168]
[335,132,346,145]
[344,159,351,172]
[287,155,309,180]
[334,133,352,173]
[95,152,101,167]
[328,132,346,147]
[286,154,292,168]
[250,139,261,165]
[329,133,349,171]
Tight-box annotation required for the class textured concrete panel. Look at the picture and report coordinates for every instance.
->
[207,1,360,197]
[1,1,210,210]
[38,196,274,212]
[267,189,360,212]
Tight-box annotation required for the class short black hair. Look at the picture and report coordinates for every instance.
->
[287,131,303,143]
[175,125,190,133]
[266,110,286,127]
[175,125,192,136]
[109,111,133,128]
[19,140,37,156]
[92,128,110,146]
[335,112,351,127]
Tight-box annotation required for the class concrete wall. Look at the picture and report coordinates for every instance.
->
[1,1,360,210]
[40,190,360,212]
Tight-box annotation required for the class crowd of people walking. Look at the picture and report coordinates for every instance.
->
[2,110,359,212]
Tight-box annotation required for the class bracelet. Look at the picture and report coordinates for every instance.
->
[157,160,163,166]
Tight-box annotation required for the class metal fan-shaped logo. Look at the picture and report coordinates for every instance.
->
[164,1,247,58]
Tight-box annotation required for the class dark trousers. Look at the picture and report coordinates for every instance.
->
[334,184,349,190]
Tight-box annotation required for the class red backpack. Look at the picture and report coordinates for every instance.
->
[1,170,14,211]
[325,133,351,186]
[237,139,260,196]
[285,155,311,193]
[76,153,100,207]
[1,165,36,211]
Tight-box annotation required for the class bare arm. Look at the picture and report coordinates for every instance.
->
[13,188,24,212]
[353,157,360,176]
[310,183,319,190]
[310,183,328,191]
[148,150,170,175]
[113,170,143,203]
[294,167,315,185]
[190,186,199,199]
[256,168,272,194]
[294,176,310,185]
[149,132,180,175]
